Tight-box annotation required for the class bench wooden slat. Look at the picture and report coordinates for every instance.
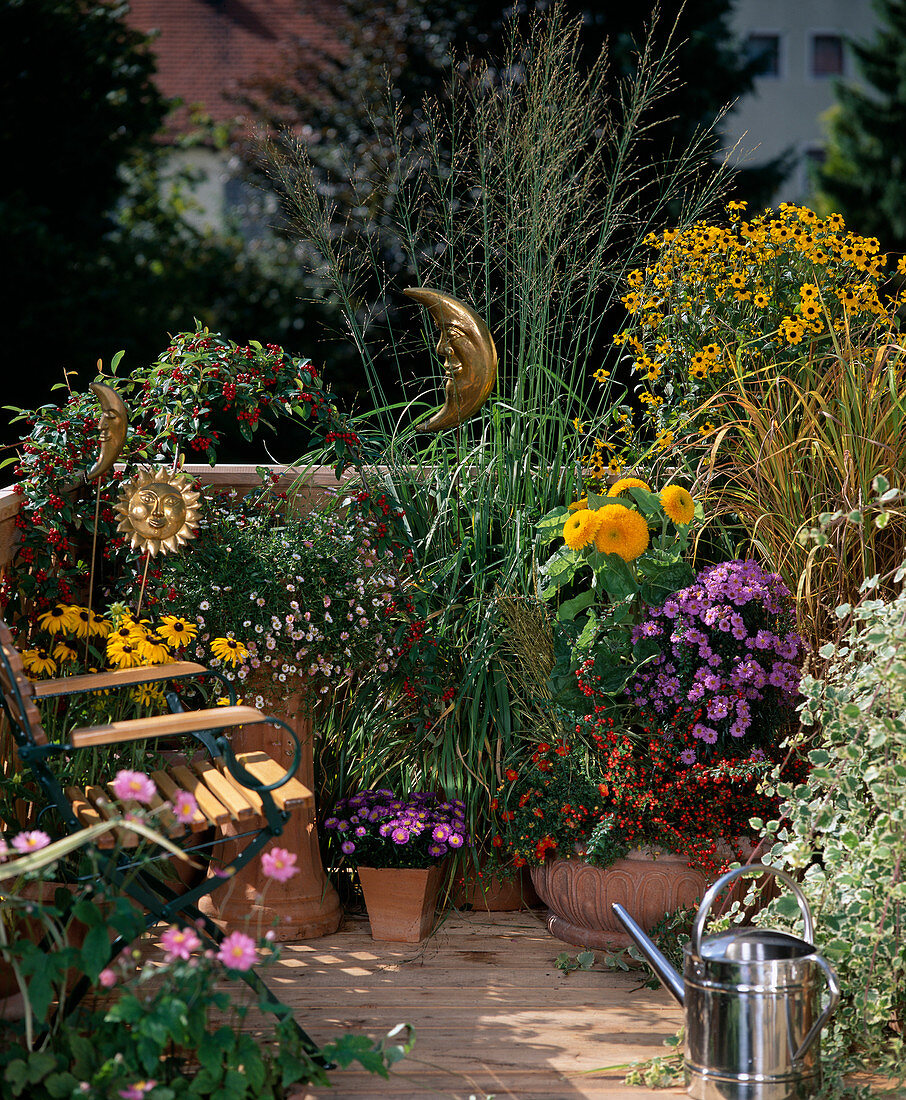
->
[191,760,259,821]
[167,764,232,827]
[234,751,314,811]
[34,662,209,699]
[64,785,116,848]
[215,756,265,815]
[69,705,267,748]
[84,785,139,847]
[151,769,209,832]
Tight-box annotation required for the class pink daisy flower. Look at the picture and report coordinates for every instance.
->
[217,931,258,972]
[260,846,299,883]
[160,925,202,962]
[111,769,157,805]
[118,1081,157,1100]
[98,968,118,988]
[11,830,51,854]
[171,789,198,825]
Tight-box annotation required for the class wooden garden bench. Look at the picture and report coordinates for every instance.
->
[0,618,322,1056]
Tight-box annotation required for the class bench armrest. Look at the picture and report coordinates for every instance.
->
[33,661,213,700]
[68,705,267,748]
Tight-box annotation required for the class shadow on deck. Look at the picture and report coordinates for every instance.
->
[266,907,686,1100]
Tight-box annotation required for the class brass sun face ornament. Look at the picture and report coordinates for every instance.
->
[115,468,202,556]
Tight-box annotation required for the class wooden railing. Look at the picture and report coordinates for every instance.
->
[0,464,363,572]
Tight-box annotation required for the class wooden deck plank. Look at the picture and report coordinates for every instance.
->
[248,909,687,1100]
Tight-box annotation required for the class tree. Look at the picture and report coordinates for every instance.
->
[0,0,326,451]
[817,0,906,250]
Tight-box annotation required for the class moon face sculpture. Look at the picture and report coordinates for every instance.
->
[85,382,129,481]
[404,287,498,431]
[115,468,201,556]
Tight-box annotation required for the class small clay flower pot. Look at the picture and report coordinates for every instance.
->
[357,863,446,943]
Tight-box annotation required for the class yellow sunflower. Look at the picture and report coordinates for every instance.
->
[66,606,110,638]
[592,505,650,562]
[607,477,651,497]
[210,636,249,667]
[157,615,198,648]
[562,509,601,551]
[567,498,588,512]
[37,605,70,634]
[660,485,696,526]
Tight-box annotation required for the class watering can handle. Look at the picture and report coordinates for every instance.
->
[691,863,814,957]
[793,954,841,1063]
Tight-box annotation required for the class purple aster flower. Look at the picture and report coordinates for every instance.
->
[428,843,447,858]
[679,748,697,765]
[432,824,451,843]
[707,695,731,720]
[391,826,410,845]
[341,840,356,854]
[447,832,465,848]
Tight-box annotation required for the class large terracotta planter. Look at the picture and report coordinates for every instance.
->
[199,688,342,941]
[530,849,709,950]
[358,863,445,943]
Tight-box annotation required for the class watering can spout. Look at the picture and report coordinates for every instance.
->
[611,903,685,1006]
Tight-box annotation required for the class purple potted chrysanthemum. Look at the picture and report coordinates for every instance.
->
[324,789,470,943]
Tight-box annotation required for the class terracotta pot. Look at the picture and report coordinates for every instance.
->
[358,863,445,943]
[529,849,710,949]
[453,862,539,911]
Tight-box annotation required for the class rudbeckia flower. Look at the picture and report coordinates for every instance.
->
[210,636,249,667]
[37,605,69,634]
[157,615,197,648]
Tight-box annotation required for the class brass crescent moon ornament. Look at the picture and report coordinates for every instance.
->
[115,467,202,557]
[404,287,498,431]
[85,382,129,481]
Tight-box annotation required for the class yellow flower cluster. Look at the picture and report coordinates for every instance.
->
[598,202,899,464]
[563,484,695,561]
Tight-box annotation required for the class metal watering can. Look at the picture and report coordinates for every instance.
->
[612,864,841,1100]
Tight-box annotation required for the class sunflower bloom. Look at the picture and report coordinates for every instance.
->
[562,509,601,551]
[607,477,651,497]
[157,615,197,648]
[660,485,696,526]
[593,504,649,562]
[210,636,249,667]
[37,605,70,634]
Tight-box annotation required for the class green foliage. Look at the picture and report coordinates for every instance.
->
[816,0,906,251]
[750,572,906,1085]
[554,949,595,974]
[1,327,363,625]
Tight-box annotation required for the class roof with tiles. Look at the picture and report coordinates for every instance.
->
[124,0,344,137]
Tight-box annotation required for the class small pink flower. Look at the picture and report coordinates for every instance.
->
[118,1081,156,1100]
[98,968,118,988]
[171,789,198,824]
[11,830,51,854]
[260,846,299,883]
[160,925,201,962]
[217,931,258,972]
[111,769,157,805]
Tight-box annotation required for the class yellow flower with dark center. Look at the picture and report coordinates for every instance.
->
[21,648,57,677]
[563,509,601,551]
[607,478,651,497]
[801,302,821,321]
[52,640,78,664]
[157,615,198,648]
[37,605,70,634]
[210,636,249,667]
[799,284,819,301]
[753,292,770,309]
[139,634,171,665]
[107,639,143,669]
[660,485,696,526]
[66,606,110,639]
[592,505,649,562]
[132,683,166,708]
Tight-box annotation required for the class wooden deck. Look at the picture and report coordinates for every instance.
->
[271,907,686,1100]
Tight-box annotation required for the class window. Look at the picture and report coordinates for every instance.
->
[811,34,844,76]
[745,33,781,77]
